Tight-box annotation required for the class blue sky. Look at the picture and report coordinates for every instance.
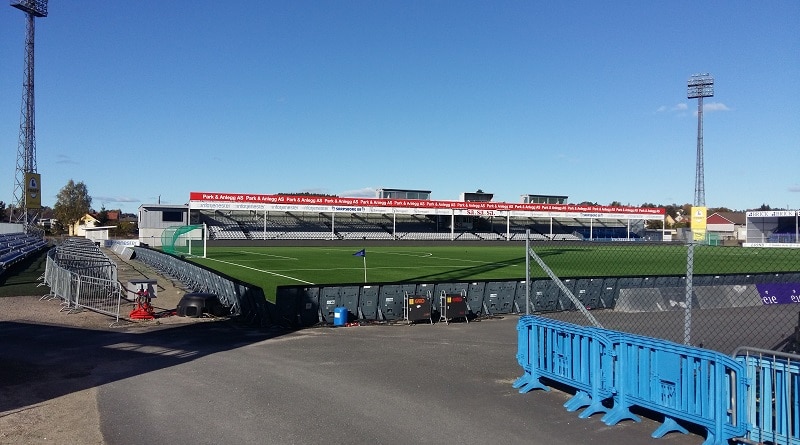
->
[1,1,798,214]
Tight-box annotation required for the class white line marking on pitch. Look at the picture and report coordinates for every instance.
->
[317,248,516,266]
[270,265,485,272]
[319,248,434,258]
[239,251,299,260]
[202,257,314,284]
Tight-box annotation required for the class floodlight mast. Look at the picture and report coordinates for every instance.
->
[11,0,47,16]
[687,73,714,207]
[9,0,48,224]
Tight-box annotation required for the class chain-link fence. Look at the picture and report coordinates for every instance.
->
[525,239,800,355]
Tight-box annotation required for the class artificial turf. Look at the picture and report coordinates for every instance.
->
[187,244,800,301]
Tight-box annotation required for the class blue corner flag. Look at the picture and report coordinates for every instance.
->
[353,249,366,257]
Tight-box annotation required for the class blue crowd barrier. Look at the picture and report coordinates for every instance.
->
[514,316,615,418]
[515,317,748,445]
[734,347,800,445]
[601,330,747,445]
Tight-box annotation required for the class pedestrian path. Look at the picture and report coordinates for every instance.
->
[103,247,188,313]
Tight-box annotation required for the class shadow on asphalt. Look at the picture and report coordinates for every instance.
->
[0,319,292,414]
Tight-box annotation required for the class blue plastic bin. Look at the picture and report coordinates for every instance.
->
[333,307,348,327]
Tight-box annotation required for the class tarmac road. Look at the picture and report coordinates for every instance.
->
[85,317,704,445]
[3,246,776,444]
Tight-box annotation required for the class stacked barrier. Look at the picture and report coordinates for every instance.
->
[733,347,800,445]
[515,315,747,445]
[50,238,117,281]
[42,240,123,324]
[132,247,271,326]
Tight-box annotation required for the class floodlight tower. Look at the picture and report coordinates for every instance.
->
[687,73,714,207]
[10,0,48,225]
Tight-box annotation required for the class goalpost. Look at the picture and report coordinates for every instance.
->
[162,224,206,258]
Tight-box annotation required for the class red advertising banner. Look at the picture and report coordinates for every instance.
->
[189,192,665,216]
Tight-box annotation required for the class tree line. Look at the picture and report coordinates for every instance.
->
[1,181,784,235]
[1,179,137,237]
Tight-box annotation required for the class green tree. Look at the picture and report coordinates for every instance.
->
[646,219,664,229]
[53,180,92,236]
[708,206,733,214]
[97,206,109,225]
[113,221,137,238]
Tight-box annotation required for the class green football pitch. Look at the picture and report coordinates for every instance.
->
[187,244,800,301]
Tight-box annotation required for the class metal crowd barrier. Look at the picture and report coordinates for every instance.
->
[50,238,117,282]
[733,347,800,445]
[42,240,123,325]
[515,315,747,445]
[131,247,270,325]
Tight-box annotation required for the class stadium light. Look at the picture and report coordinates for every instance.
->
[687,73,714,207]
[11,0,48,17]
[9,0,48,225]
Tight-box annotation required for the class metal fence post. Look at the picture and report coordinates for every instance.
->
[684,239,695,345]
[525,229,530,315]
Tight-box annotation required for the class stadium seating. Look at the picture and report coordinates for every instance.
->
[0,232,48,271]
[768,230,797,244]
[198,210,644,242]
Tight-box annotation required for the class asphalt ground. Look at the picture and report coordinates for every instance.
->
[0,247,718,444]
[1,304,707,445]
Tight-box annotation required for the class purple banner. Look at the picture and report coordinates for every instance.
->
[756,283,800,305]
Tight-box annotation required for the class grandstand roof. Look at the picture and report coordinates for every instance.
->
[188,191,665,219]
[708,212,746,225]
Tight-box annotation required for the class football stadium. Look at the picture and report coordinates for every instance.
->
[137,189,668,297]
[134,190,799,296]
[30,186,800,445]
[6,2,799,443]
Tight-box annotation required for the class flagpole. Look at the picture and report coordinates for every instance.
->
[353,249,367,282]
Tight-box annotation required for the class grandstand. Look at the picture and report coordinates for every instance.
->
[0,230,48,271]
[192,212,645,242]
[744,210,800,247]
[141,192,667,246]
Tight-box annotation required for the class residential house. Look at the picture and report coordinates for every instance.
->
[706,211,747,243]
[71,214,100,237]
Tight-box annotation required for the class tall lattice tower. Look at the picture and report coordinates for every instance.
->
[687,73,714,207]
[10,0,48,225]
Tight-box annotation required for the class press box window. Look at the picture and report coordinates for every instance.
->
[162,211,183,222]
